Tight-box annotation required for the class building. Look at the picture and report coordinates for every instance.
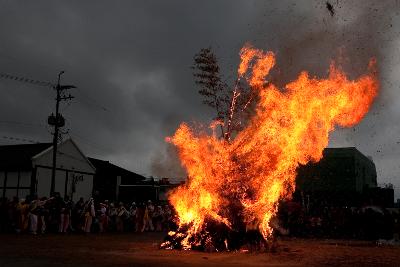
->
[118,177,182,204]
[0,139,95,202]
[295,147,393,207]
[0,139,169,203]
[88,157,146,202]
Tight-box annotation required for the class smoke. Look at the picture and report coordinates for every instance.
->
[150,143,186,179]
[154,1,400,197]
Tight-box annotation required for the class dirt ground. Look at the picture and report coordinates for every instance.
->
[0,233,399,267]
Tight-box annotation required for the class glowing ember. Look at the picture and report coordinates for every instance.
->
[164,44,378,250]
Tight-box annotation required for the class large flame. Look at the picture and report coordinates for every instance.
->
[166,44,378,249]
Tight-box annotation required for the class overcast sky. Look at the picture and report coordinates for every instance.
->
[0,1,399,198]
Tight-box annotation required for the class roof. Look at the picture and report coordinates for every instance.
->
[324,147,358,155]
[0,141,142,179]
[0,143,52,171]
[32,138,96,172]
[324,147,374,164]
[88,157,146,181]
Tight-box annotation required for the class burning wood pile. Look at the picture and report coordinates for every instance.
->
[161,44,378,251]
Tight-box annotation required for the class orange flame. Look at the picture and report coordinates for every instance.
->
[167,44,378,248]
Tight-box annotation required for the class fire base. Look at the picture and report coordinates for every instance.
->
[160,219,270,252]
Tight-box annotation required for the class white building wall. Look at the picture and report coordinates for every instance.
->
[18,171,31,199]
[36,167,54,198]
[19,172,31,188]
[36,167,94,202]
[32,139,95,201]
[70,172,93,202]
[34,140,95,173]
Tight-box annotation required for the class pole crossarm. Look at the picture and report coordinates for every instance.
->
[59,96,75,101]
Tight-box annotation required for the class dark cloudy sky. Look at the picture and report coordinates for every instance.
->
[0,1,399,198]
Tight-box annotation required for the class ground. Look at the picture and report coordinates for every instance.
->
[0,233,399,267]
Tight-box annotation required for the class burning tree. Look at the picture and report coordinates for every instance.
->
[192,47,256,142]
[162,44,378,251]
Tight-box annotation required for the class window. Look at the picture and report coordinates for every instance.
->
[17,189,31,199]
[0,172,5,187]
[19,172,31,187]
[5,188,17,199]
[6,172,18,187]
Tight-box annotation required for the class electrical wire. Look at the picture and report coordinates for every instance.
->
[1,135,42,144]
[0,72,55,88]
[67,131,113,154]
[0,68,110,114]
[75,88,109,112]
[0,120,47,128]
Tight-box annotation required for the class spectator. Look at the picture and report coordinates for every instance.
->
[136,203,145,232]
[28,196,39,235]
[9,197,19,232]
[142,200,154,232]
[72,197,85,232]
[116,202,129,232]
[129,202,137,232]
[98,202,108,233]
[0,198,8,232]
[18,198,29,233]
[162,204,172,231]
[153,206,163,232]
[83,198,95,233]
[59,196,73,233]
[108,203,117,231]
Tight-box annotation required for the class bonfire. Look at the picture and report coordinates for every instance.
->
[161,44,378,251]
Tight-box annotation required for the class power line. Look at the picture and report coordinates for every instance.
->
[0,71,109,113]
[1,135,42,144]
[67,132,111,154]
[0,72,55,88]
[76,88,109,112]
[0,120,47,128]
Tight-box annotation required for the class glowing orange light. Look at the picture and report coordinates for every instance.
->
[167,44,378,248]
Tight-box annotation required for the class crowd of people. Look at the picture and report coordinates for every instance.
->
[1,193,399,242]
[278,201,400,241]
[0,193,175,235]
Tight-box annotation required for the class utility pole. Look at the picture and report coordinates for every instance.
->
[0,71,75,196]
[49,71,75,195]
